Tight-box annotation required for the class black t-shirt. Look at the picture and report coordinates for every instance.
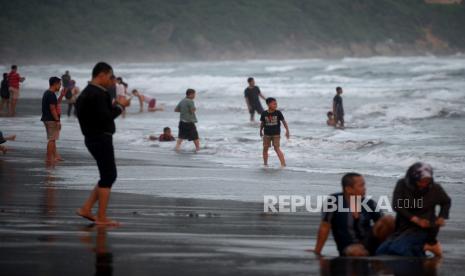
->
[76,83,123,137]
[333,94,344,115]
[260,110,285,136]
[244,86,262,106]
[41,90,58,122]
[322,192,382,255]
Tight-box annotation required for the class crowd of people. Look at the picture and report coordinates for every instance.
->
[0,62,452,259]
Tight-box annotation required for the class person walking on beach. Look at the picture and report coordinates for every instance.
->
[376,162,451,257]
[244,77,265,122]
[313,173,395,256]
[260,97,289,167]
[175,89,200,152]
[7,65,26,116]
[0,73,10,114]
[75,62,130,226]
[333,87,344,128]
[0,131,16,154]
[41,77,63,163]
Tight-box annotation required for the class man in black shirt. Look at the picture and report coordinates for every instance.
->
[333,87,344,128]
[313,173,395,256]
[244,77,265,122]
[41,76,62,163]
[260,97,290,167]
[75,62,130,226]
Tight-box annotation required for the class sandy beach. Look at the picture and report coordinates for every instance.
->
[2,56,465,276]
[0,100,464,276]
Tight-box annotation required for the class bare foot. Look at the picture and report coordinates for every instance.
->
[76,209,96,222]
[95,219,120,226]
[424,242,442,257]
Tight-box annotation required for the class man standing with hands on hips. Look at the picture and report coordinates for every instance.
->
[75,62,130,226]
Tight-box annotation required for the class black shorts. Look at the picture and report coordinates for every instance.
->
[178,121,199,141]
[249,103,264,115]
[85,134,117,188]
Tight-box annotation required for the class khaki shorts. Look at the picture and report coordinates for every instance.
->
[263,135,280,148]
[9,87,20,100]
[44,121,60,141]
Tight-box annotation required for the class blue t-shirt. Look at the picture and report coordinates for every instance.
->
[41,90,58,122]
[322,192,382,255]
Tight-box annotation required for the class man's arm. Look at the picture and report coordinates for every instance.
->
[314,221,331,255]
[190,101,196,114]
[260,121,264,137]
[49,104,59,122]
[282,120,290,139]
[245,97,251,110]
[436,184,451,226]
[138,96,144,112]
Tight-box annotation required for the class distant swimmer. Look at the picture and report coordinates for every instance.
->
[376,163,451,257]
[260,97,290,167]
[175,89,200,152]
[149,127,176,142]
[333,87,345,128]
[244,77,266,122]
[326,111,336,127]
[131,89,164,112]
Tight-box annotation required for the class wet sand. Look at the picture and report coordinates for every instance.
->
[1,97,465,275]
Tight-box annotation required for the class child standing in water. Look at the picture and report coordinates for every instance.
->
[260,97,290,167]
[333,87,344,128]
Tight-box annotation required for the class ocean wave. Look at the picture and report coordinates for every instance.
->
[264,65,298,72]
[324,64,349,72]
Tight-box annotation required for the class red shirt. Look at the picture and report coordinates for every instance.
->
[8,71,21,89]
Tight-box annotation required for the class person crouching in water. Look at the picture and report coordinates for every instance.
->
[376,162,451,257]
[326,111,336,127]
[149,127,175,142]
[132,89,163,112]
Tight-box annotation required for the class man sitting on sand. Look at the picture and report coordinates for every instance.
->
[0,131,16,154]
[131,89,163,112]
[326,111,336,127]
[313,173,395,256]
[376,163,451,257]
[149,127,175,142]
